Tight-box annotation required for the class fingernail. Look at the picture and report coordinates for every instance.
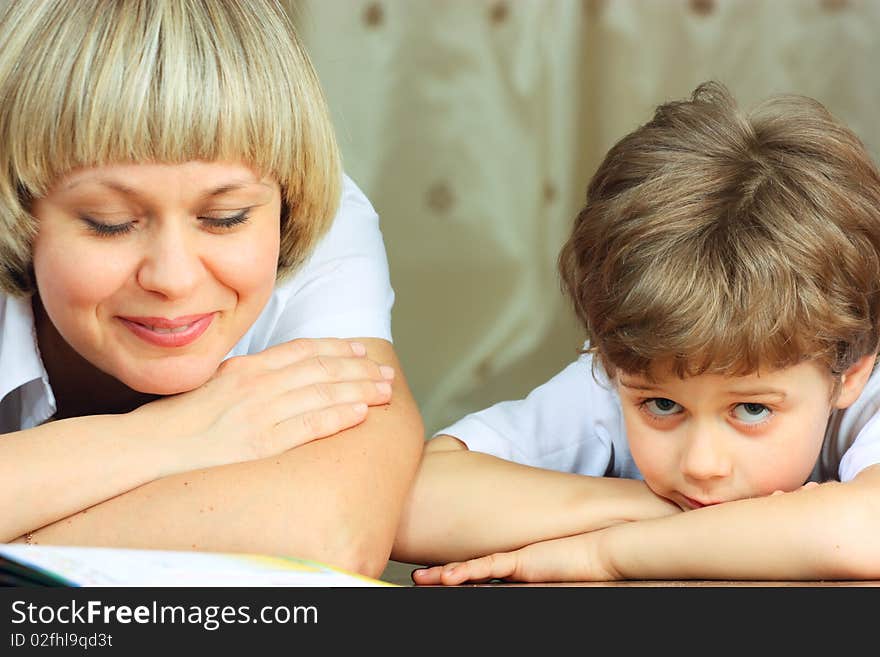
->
[379,365,395,380]
[350,342,366,356]
[375,381,391,395]
[352,403,368,414]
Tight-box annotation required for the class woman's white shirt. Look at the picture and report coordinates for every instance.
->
[0,175,394,433]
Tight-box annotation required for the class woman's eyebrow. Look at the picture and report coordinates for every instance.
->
[62,179,273,199]
[63,179,137,196]
[201,181,274,199]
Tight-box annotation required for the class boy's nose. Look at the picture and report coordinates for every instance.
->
[680,426,733,482]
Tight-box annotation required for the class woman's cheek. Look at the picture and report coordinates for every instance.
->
[210,225,280,295]
[35,239,133,310]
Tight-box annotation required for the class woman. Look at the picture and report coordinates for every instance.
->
[0,0,424,578]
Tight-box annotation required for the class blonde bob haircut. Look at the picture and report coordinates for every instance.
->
[559,81,880,384]
[0,0,341,296]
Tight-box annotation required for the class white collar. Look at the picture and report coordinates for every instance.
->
[0,292,54,415]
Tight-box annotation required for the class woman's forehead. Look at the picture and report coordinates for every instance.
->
[49,161,278,196]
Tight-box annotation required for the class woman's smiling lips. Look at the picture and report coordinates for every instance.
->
[118,313,215,348]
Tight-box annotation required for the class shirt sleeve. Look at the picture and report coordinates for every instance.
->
[839,409,880,481]
[433,354,626,477]
[262,174,395,343]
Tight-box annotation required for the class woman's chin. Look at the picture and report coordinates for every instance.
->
[119,370,214,396]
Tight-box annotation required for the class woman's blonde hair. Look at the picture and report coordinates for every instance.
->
[559,81,880,383]
[0,0,341,295]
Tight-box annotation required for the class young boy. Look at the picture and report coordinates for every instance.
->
[392,81,880,583]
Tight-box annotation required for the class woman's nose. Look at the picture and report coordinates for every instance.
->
[135,222,204,300]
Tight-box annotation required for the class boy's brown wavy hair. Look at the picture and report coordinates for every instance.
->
[559,81,880,387]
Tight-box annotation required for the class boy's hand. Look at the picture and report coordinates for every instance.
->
[770,481,820,496]
[411,532,617,585]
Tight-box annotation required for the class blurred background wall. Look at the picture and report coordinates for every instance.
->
[288,0,880,437]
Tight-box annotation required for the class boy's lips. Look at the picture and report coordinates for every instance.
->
[680,495,722,510]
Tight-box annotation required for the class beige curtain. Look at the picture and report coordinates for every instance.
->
[292,0,880,435]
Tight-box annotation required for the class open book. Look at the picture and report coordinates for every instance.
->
[0,544,394,587]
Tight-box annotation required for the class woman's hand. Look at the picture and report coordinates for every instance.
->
[135,338,395,472]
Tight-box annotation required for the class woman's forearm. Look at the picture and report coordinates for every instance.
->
[392,439,680,565]
[27,340,424,579]
[0,413,194,542]
[602,467,880,581]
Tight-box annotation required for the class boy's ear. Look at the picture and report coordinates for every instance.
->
[834,353,878,409]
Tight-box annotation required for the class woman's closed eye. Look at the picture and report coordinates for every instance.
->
[198,208,252,231]
[80,215,135,237]
[79,209,252,237]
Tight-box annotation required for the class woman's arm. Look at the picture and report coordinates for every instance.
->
[413,464,880,584]
[24,339,424,579]
[1,337,390,544]
[0,413,191,543]
[392,435,681,565]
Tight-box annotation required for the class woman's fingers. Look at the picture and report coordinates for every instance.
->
[168,338,398,466]
[272,380,393,422]
[266,379,393,451]
[270,402,370,452]
[257,354,394,395]
[250,338,371,370]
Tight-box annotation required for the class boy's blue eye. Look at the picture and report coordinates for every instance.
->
[644,398,682,416]
[732,403,771,424]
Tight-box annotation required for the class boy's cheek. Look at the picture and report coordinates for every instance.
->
[626,434,672,490]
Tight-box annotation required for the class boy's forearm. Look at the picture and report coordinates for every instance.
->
[602,467,880,581]
[392,445,680,565]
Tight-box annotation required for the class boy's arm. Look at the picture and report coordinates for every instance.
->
[602,463,880,581]
[414,464,880,584]
[20,339,424,579]
[392,435,681,565]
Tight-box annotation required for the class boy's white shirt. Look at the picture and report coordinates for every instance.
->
[437,349,880,484]
[0,174,394,433]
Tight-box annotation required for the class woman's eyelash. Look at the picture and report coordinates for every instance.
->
[80,209,252,237]
[201,209,251,228]
[81,216,134,237]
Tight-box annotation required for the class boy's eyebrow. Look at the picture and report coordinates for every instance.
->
[618,380,662,392]
[723,388,787,401]
[618,379,788,400]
